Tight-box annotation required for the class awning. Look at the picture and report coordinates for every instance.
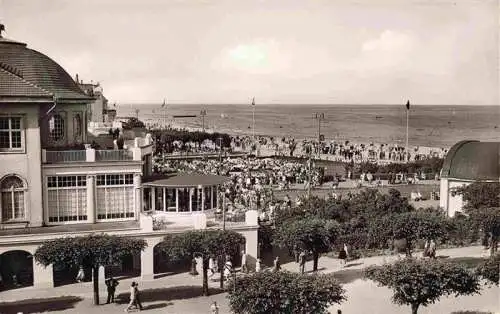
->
[143,173,230,188]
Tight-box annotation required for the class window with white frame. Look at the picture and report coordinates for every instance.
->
[49,113,65,141]
[0,116,23,151]
[1,175,26,221]
[204,186,212,210]
[47,176,87,223]
[96,174,134,220]
[73,113,82,138]
[166,188,176,211]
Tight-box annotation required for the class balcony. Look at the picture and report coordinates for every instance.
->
[43,135,153,164]
[95,149,133,161]
[45,150,86,163]
[43,148,140,164]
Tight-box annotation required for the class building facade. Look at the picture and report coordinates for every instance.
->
[439,140,500,217]
[0,26,258,290]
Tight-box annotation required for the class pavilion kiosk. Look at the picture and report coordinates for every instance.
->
[142,174,229,217]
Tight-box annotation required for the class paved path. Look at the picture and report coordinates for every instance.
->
[0,246,498,313]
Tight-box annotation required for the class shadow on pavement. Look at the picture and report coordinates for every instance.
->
[143,302,173,310]
[114,286,224,304]
[305,267,327,274]
[0,296,83,314]
[332,269,364,284]
[344,262,364,268]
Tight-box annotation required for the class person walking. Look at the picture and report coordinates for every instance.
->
[75,266,85,283]
[124,282,137,312]
[293,244,300,263]
[273,256,281,272]
[105,276,119,304]
[338,246,347,267]
[429,240,437,259]
[423,240,430,258]
[299,251,306,274]
[241,250,248,274]
[209,257,217,278]
[134,282,144,311]
[255,258,262,273]
[224,256,233,281]
[210,301,219,314]
[343,243,350,261]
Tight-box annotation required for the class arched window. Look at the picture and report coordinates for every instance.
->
[73,113,82,137]
[49,114,65,141]
[1,175,26,221]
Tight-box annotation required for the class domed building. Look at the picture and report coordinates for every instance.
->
[439,140,500,217]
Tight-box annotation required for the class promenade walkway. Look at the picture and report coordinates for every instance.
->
[0,246,497,313]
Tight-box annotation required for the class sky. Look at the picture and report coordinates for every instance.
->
[1,0,498,105]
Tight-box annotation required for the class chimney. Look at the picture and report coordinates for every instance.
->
[75,74,79,83]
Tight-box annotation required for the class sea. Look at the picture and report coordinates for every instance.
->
[117,104,500,149]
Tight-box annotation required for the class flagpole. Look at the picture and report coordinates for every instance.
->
[406,103,409,162]
[252,98,255,140]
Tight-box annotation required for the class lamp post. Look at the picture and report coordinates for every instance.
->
[313,113,325,158]
[218,137,223,163]
[200,109,207,133]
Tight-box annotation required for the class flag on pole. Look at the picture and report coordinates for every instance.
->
[405,100,410,110]
[252,97,255,106]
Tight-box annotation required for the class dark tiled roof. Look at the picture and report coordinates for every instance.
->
[0,36,92,101]
[143,174,230,187]
[441,140,499,181]
[0,68,52,97]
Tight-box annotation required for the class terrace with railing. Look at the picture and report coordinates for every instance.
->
[42,134,154,164]
[43,148,138,164]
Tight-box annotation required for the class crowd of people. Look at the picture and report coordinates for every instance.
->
[152,156,321,221]
[149,126,448,166]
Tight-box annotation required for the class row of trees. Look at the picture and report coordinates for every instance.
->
[150,129,232,154]
[33,227,499,313]
[32,182,499,312]
[34,230,245,305]
[248,182,499,313]
[270,188,446,259]
[352,157,444,176]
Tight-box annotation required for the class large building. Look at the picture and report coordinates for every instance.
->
[0,25,257,290]
[439,140,500,217]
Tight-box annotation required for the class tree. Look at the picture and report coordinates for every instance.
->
[365,258,481,314]
[383,210,449,257]
[455,182,500,210]
[227,271,346,314]
[273,217,339,271]
[467,207,500,256]
[158,230,245,296]
[34,235,147,305]
[477,253,499,285]
[455,182,500,256]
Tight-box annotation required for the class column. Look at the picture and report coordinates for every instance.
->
[87,175,96,223]
[33,261,53,289]
[189,188,193,212]
[134,174,141,216]
[141,238,162,281]
[151,187,156,211]
[243,229,259,272]
[201,187,205,212]
[176,188,179,212]
[163,188,166,212]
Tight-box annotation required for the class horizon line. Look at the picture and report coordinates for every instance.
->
[114,103,499,107]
